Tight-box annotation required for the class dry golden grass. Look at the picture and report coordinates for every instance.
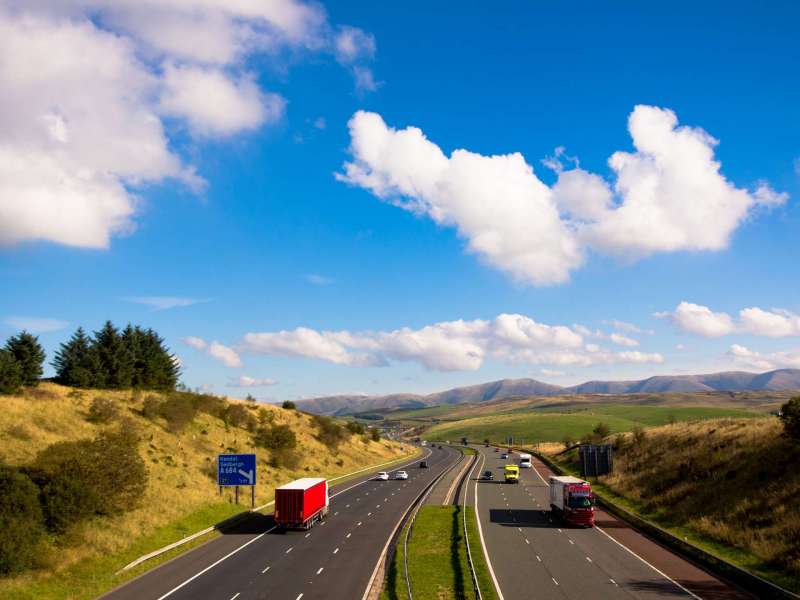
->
[0,383,409,583]
[602,418,800,579]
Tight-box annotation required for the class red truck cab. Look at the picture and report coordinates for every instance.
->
[548,476,595,527]
[274,478,329,530]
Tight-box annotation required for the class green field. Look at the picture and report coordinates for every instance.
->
[423,405,763,443]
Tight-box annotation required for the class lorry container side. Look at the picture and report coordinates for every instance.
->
[549,475,595,527]
[275,478,329,529]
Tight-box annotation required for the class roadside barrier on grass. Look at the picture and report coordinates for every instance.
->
[533,451,800,600]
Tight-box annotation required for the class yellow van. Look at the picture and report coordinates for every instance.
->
[504,464,520,483]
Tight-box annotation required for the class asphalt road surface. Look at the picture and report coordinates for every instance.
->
[470,445,754,600]
[102,445,461,600]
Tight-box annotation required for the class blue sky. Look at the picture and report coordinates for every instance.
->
[1,1,799,400]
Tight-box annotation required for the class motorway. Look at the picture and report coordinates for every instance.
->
[102,445,461,600]
[469,445,754,600]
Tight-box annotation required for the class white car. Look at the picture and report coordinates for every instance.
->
[375,471,389,481]
[394,471,408,480]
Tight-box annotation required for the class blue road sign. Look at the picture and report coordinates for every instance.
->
[218,453,256,486]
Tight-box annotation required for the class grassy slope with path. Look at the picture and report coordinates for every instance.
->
[423,405,763,443]
[0,383,412,600]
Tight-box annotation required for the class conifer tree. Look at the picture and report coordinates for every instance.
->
[0,350,23,394]
[4,332,45,386]
[52,327,96,387]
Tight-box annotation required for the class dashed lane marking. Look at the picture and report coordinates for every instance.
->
[261,566,270,574]
[286,547,293,554]
[230,593,240,600]
[317,567,324,575]
[552,577,559,586]
[305,533,311,538]
[333,548,339,554]
[346,533,351,538]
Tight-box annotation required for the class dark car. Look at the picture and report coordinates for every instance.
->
[420,461,428,468]
[482,470,494,480]
[494,448,499,453]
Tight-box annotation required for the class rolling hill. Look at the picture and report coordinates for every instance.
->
[294,369,800,415]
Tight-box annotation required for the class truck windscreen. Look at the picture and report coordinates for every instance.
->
[568,496,593,508]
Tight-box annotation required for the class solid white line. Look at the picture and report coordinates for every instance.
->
[472,451,505,600]
[230,593,240,600]
[154,527,275,600]
[595,526,701,599]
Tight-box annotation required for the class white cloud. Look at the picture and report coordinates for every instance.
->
[313,117,326,130]
[603,319,654,335]
[353,66,379,93]
[728,344,800,371]
[609,333,639,347]
[338,106,786,285]
[334,26,376,63]
[658,302,800,338]
[4,316,69,333]
[304,273,334,286]
[182,336,242,368]
[241,313,663,372]
[655,302,736,337]
[0,2,375,248]
[160,65,285,136]
[124,296,210,311]
[228,375,278,387]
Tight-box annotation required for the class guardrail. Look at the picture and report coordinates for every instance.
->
[533,451,800,600]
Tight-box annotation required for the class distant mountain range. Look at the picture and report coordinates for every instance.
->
[293,369,800,415]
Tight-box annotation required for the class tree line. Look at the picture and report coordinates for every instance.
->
[0,321,180,394]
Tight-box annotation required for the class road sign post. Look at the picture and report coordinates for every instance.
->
[218,454,256,505]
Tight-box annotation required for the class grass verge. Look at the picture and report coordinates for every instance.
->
[381,505,497,600]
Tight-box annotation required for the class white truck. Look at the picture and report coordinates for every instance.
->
[518,453,532,468]
[549,476,595,527]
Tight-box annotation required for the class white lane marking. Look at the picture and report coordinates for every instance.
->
[610,578,618,586]
[367,512,372,516]
[357,521,362,526]
[261,566,270,574]
[346,533,351,538]
[586,557,592,563]
[296,594,304,600]
[525,539,530,545]
[594,525,701,599]
[517,527,522,532]
[317,567,324,575]
[557,528,562,533]
[286,547,293,554]
[536,555,542,562]
[230,593,240,600]
[472,451,505,600]
[154,526,276,600]
[334,512,339,516]
[333,547,339,554]
[376,504,381,508]
[552,577,559,585]
[305,533,311,538]
[569,539,575,545]
[321,521,327,526]
[346,504,350,508]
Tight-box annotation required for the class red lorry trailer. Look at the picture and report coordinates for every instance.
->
[274,478,329,530]
[548,476,595,527]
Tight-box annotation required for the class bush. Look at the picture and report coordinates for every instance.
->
[282,400,296,410]
[632,426,646,446]
[562,435,574,450]
[189,392,228,420]
[245,393,256,403]
[87,396,117,423]
[142,395,162,420]
[258,408,275,426]
[592,422,611,441]
[346,421,365,435]
[0,467,46,575]
[370,428,381,442]
[33,431,147,516]
[269,448,301,470]
[160,395,198,432]
[0,349,23,395]
[28,469,97,534]
[254,424,297,450]
[225,404,256,430]
[780,397,800,441]
[4,332,46,387]
[313,415,347,450]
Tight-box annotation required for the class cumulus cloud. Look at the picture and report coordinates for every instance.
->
[728,344,800,371]
[241,313,663,372]
[4,316,69,333]
[334,26,376,63]
[182,336,242,368]
[0,1,375,248]
[338,106,786,285]
[228,375,278,387]
[603,319,654,335]
[658,302,800,338]
[124,296,210,311]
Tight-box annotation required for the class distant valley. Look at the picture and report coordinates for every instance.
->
[294,369,800,415]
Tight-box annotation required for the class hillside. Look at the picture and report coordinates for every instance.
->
[0,383,410,599]
[565,419,800,589]
[295,369,800,415]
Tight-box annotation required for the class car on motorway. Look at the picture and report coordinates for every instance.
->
[375,471,389,481]
[482,470,494,480]
[419,461,428,468]
[500,453,508,459]
[394,470,408,480]
[494,447,499,452]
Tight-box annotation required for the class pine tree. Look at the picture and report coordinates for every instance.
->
[4,332,45,386]
[52,327,96,388]
[0,350,23,394]
[92,321,126,388]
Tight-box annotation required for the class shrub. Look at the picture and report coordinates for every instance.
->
[245,393,256,403]
[258,408,275,426]
[87,396,117,423]
[592,422,611,441]
[225,404,256,430]
[32,431,147,516]
[562,435,574,450]
[160,395,198,432]
[346,421,365,435]
[142,395,162,420]
[0,349,23,395]
[4,331,45,387]
[269,448,301,470]
[780,397,800,441]
[313,415,347,450]
[281,400,296,410]
[0,467,46,574]
[254,424,297,450]
[370,428,381,442]
[190,392,228,420]
[28,468,97,534]
[632,426,646,446]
